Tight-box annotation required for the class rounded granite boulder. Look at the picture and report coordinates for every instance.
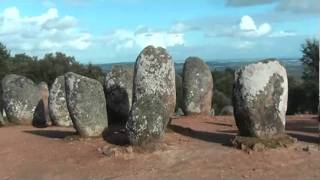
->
[233,59,288,138]
[126,45,176,145]
[65,72,108,137]
[182,57,213,115]
[104,65,133,124]
[2,74,41,125]
[49,76,73,127]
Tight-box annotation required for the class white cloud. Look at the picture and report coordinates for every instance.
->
[0,7,92,54]
[239,15,272,37]
[106,27,185,51]
[269,30,296,37]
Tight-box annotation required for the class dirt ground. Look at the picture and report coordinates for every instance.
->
[0,115,319,180]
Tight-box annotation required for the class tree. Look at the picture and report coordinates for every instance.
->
[300,39,319,113]
[0,43,10,80]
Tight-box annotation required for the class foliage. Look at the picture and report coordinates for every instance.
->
[211,68,234,114]
[299,39,319,113]
[0,43,104,87]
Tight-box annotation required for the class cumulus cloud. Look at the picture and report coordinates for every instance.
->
[103,27,185,51]
[0,7,92,54]
[239,15,271,37]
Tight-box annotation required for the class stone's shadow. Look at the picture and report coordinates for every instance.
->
[24,130,76,139]
[32,100,49,128]
[204,122,233,127]
[168,124,235,146]
[287,133,319,144]
[102,123,130,146]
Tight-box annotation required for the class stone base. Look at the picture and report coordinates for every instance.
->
[232,134,297,152]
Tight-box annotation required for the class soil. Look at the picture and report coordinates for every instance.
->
[0,115,319,180]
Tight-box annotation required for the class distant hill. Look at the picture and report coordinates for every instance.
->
[98,58,303,78]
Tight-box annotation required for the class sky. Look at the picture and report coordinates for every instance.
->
[0,0,319,64]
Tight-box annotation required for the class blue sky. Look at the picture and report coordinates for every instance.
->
[0,0,319,64]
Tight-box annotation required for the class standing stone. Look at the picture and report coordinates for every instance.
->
[2,74,41,125]
[175,74,183,112]
[182,57,213,115]
[0,110,4,126]
[233,59,288,138]
[49,76,72,127]
[65,72,108,137]
[33,82,51,127]
[126,46,176,145]
[104,65,133,124]
[220,106,234,115]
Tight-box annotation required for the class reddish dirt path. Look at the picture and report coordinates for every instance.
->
[0,115,319,180]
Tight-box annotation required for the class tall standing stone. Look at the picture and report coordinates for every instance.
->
[126,46,176,145]
[33,82,51,127]
[104,65,133,124]
[65,72,108,137]
[49,76,72,127]
[2,74,41,125]
[182,57,213,115]
[233,60,288,138]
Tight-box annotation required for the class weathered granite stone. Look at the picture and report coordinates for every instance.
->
[65,72,108,137]
[104,65,133,124]
[2,74,41,125]
[33,82,51,127]
[233,59,288,138]
[182,57,213,115]
[126,95,168,145]
[126,45,176,145]
[220,106,234,115]
[49,76,72,127]
[132,46,176,116]
[175,74,183,112]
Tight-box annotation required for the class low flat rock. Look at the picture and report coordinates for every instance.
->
[65,72,108,137]
[2,74,41,125]
[49,76,72,127]
[233,59,288,138]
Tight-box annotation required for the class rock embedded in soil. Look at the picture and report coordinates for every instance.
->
[65,72,108,137]
[49,76,73,127]
[126,45,176,145]
[233,59,288,138]
[2,74,41,125]
[182,57,213,115]
[33,82,51,127]
[104,65,133,124]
